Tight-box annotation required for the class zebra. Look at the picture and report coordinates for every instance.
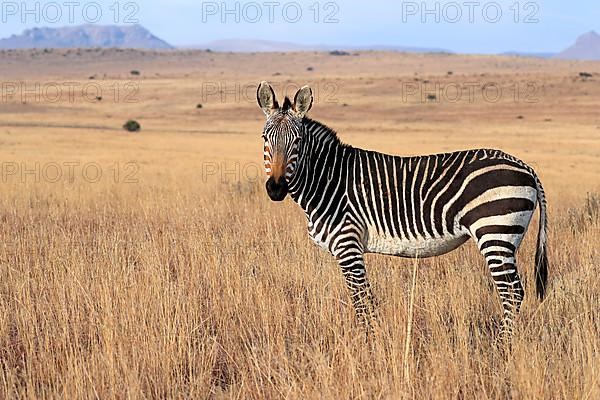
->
[257,81,548,338]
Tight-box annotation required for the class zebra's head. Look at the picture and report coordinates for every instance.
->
[257,81,313,201]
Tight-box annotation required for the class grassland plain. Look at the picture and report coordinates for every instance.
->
[0,50,598,398]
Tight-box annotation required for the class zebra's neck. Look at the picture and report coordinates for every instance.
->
[288,118,350,211]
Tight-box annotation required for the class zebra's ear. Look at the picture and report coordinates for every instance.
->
[293,86,313,118]
[257,81,279,117]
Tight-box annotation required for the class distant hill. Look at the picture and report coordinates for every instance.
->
[4,26,600,59]
[501,51,556,59]
[191,38,450,54]
[196,39,315,52]
[555,31,600,60]
[0,24,173,49]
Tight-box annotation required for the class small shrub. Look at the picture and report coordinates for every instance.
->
[123,120,141,132]
[329,50,350,56]
[130,70,141,76]
[196,104,203,109]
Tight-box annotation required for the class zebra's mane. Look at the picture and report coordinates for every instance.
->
[302,116,352,149]
[282,96,293,111]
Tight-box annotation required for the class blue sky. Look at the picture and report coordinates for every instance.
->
[0,0,597,53]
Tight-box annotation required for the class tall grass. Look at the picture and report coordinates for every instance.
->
[0,176,598,399]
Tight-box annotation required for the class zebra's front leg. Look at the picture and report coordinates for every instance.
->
[334,247,378,332]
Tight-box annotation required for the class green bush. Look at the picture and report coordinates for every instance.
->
[123,120,141,132]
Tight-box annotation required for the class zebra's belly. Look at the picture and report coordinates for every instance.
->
[365,228,470,258]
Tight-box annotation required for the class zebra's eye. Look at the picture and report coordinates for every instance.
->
[261,134,267,140]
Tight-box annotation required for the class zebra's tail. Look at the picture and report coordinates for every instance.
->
[533,172,548,300]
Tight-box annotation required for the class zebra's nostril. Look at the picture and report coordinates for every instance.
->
[265,176,288,201]
[277,177,288,190]
[266,177,277,191]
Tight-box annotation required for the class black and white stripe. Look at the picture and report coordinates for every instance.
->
[257,82,549,337]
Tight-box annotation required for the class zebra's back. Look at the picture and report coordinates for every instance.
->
[347,148,539,257]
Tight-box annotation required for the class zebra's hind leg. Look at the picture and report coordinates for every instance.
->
[465,204,534,342]
[478,240,525,341]
[490,258,524,340]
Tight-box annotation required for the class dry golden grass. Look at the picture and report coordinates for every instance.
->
[0,50,598,398]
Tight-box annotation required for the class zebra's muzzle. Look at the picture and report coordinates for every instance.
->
[266,176,288,201]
